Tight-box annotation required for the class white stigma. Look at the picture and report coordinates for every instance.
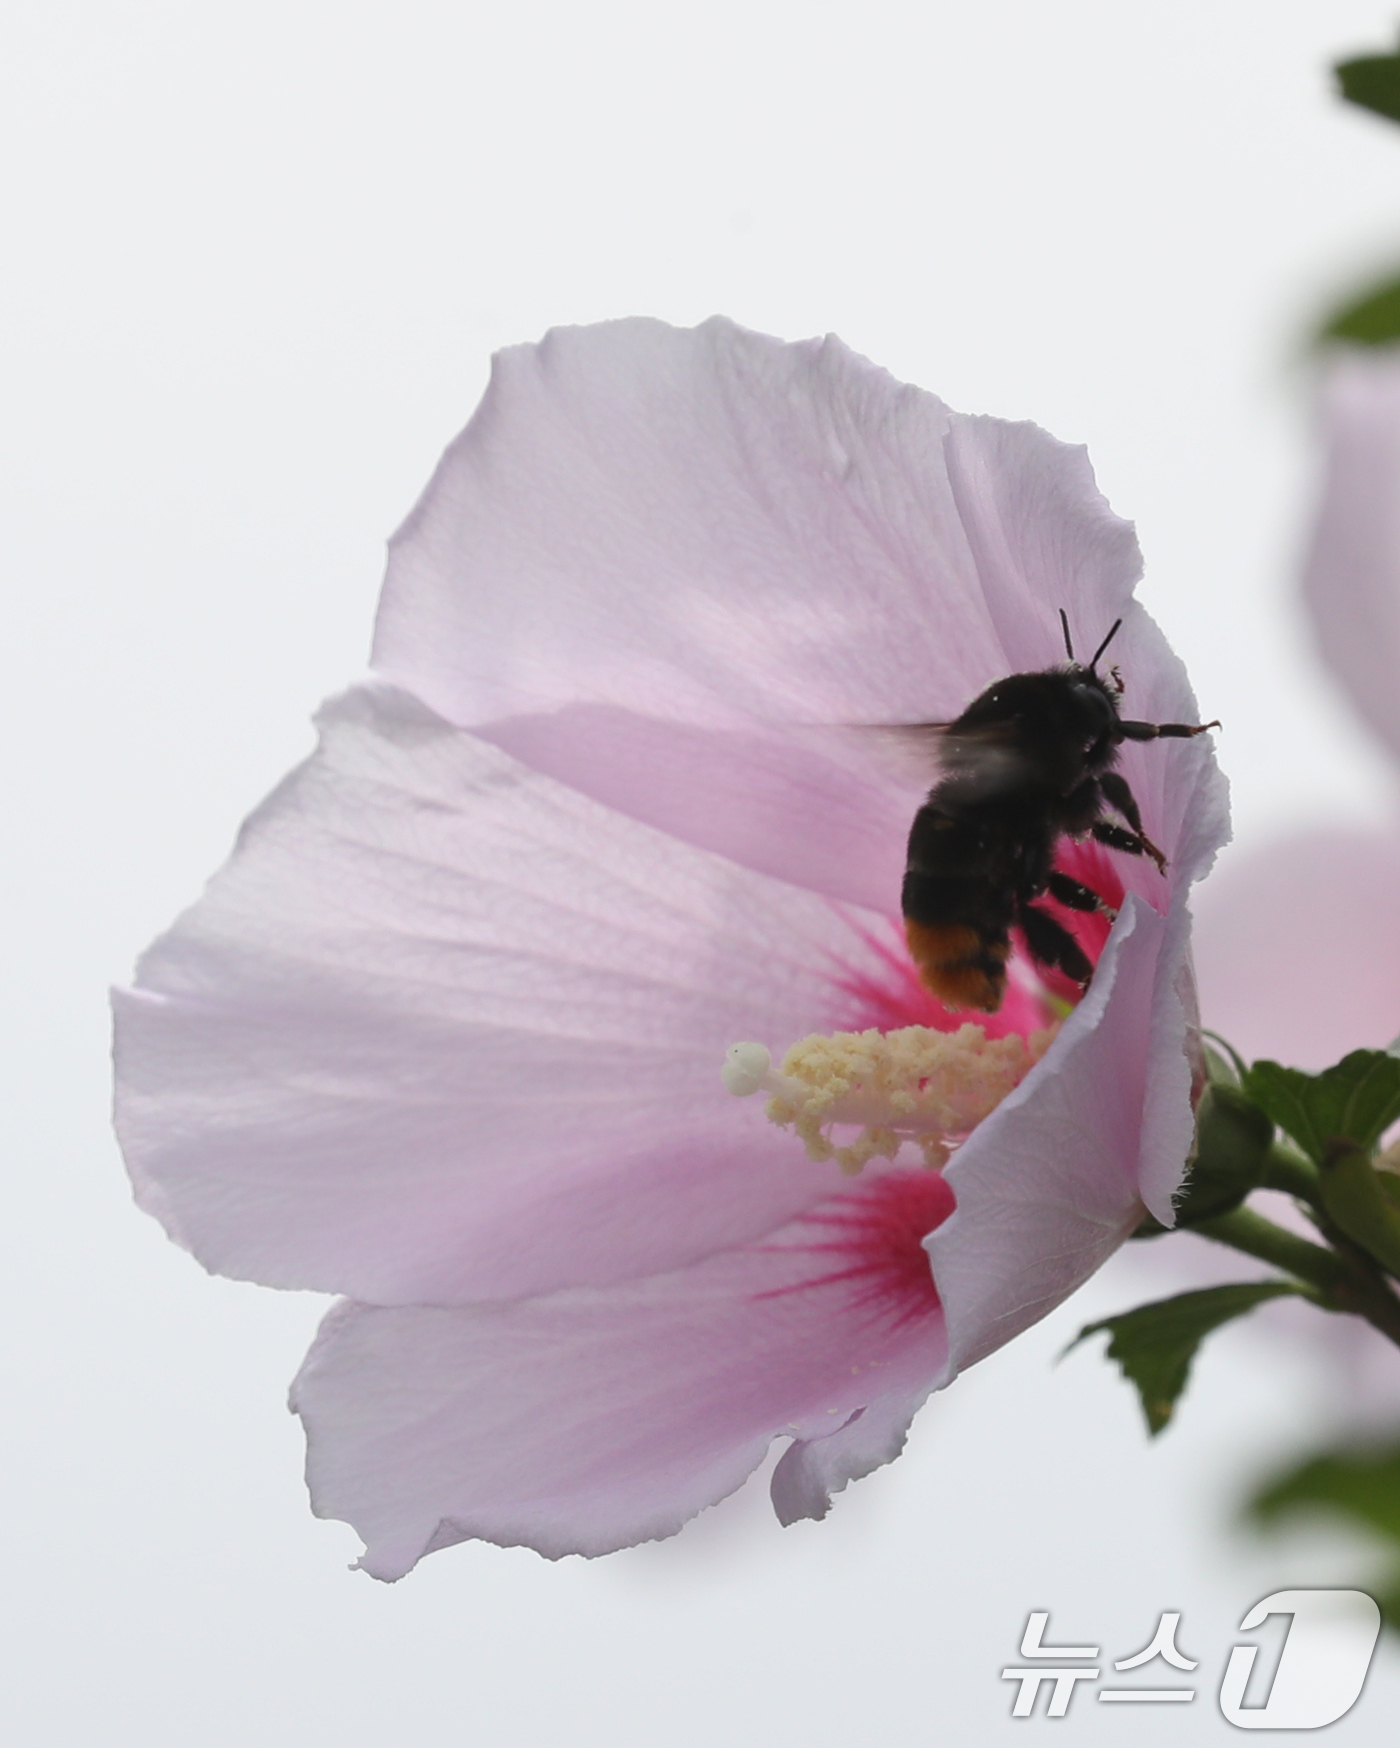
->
[720,1041,773,1097]
[723,1024,1054,1175]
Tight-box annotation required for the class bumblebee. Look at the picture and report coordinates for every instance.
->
[901,613,1217,1013]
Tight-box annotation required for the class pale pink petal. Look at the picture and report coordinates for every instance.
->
[1193,828,1400,1070]
[479,706,909,914]
[372,318,1151,737]
[927,895,1185,1374]
[940,411,1141,674]
[290,1170,952,1575]
[115,683,902,1304]
[768,1383,933,1527]
[1302,351,1400,765]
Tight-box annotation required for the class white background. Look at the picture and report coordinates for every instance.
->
[6,2,1400,1741]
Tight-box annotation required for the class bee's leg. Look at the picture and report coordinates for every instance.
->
[1098,769,1145,833]
[1091,818,1167,876]
[1090,772,1167,874]
[1045,870,1117,921]
[1117,718,1220,740]
[1097,770,1168,874]
[1019,901,1094,986]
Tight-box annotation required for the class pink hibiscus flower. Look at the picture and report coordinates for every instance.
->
[1194,349,1400,1068]
[113,318,1227,1577]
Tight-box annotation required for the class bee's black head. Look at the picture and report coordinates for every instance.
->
[1058,611,1126,733]
[1064,668,1119,738]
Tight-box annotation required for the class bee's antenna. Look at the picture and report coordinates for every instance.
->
[1058,608,1075,662]
[1089,618,1123,673]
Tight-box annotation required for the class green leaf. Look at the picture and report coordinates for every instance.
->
[1321,273,1400,348]
[1248,1439,1400,1633]
[1323,44,1400,350]
[1069,1282,1302,1435]
[1318,1140,1400,1279]
[1250,1439,1400,1541]
[1337,48,1400,126]
[1248,1440,1400,1630]
[1243,1051,1400,1166]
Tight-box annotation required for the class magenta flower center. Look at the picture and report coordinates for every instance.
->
[757,1168,955,1327]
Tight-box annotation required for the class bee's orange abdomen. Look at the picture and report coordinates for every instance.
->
[903,919,1009,1014]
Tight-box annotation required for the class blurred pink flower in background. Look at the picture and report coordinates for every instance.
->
[1194,351,1400,1069]
[113,319,1226,1577]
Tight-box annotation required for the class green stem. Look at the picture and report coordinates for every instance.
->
[1260,1141,1324,1210]
[1192,1207,1341,1296]
[1202,1030,1249,1083]
[1192,1206,1400,1349]
[1326,1238,1400,1347]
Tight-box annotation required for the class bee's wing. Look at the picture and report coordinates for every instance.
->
[845,721,1031,799]
[838,722,950,791]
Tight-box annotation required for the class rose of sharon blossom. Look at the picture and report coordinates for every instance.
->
[1194,350,1400,1068]
[113,318,1227,1577]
